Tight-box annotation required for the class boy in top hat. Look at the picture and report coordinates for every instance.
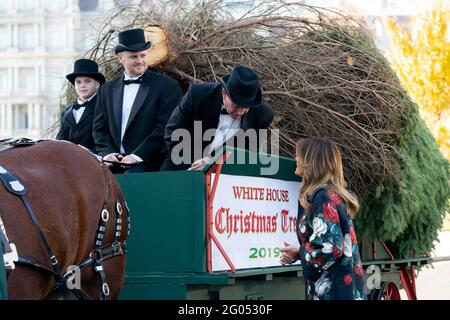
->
[161,65,274,171]
[57,58,105,153]
[93,28,183,173]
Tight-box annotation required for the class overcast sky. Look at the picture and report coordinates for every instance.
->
[303,0,446,16]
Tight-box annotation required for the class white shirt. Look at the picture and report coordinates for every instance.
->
[208,106,242,154]
[72,93,96,124]
[120,73,144,162]
[121,73,142,153]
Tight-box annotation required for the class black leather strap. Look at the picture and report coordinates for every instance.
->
[17,255,57,276]
[19,195,64,284]
[92,202,110,300]
[0,163,65,286]
[0,165,27,196]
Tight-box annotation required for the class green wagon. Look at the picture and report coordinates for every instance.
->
[116,148,430,300]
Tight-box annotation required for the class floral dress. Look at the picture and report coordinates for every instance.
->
[297,187,366,300]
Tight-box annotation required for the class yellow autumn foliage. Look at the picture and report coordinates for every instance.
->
[385,5,450,160]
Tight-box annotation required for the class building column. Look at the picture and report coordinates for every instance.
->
[7,66,12,93]
[42,104,48,131]
[14,66,19,93]
[28,103,34,130]
[7,24,13,49]
[40,21,45,51]
[12,23,18,48]
[0,103,6,130]
[34,103,41,130]
[66,22,73,51]
[6,103,12,131]
[34,66,39,95]
[34,23,40,48]
[40,64,45,92]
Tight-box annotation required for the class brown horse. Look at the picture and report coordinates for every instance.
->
[0,139,129,300]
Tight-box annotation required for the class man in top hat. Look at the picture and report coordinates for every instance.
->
[57,58,105,153]
[161,65,274,171]
[93,28,182,172]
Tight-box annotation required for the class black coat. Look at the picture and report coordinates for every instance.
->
[162,82,274,170]
[93,69,182,171]
[56,96,97,153]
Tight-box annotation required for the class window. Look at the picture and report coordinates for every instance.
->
[17,0,36,11]
[79,0,98,11]
[18,24,35,50]
[0,25,11,50]
[47,25,63,51]
[46,0,67,12]
[46,68,64,95]
[0,0,9,12]
[18,68,35,91]
[0,68,8,93]
[12,104,28,131]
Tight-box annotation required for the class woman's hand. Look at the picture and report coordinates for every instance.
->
[280,241,299,265]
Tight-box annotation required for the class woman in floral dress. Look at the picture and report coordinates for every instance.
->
[281,137,366,300]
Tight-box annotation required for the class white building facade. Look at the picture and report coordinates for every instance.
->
[0,0,81,139]
[0,0,122,139]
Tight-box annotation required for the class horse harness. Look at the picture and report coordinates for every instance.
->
[0,138,131,300]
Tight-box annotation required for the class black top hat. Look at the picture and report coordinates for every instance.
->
[66,59,106,85]
[114,28,151,54]
[219,66,262,108]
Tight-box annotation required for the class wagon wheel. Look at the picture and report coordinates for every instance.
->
[369,281,401,300]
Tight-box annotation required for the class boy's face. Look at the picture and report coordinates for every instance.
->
[74,76,100,101]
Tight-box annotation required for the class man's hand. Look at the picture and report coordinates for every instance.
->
[120,155,139,168]
[103,153,121,167]
[190,156,212,170]
[280,241,299,265]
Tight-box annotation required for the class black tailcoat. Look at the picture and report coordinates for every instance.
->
[162,82,274,170]
[93,69,183,171]
[56,95,97,153]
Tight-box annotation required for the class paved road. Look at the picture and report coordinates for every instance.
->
[401,232,450,300]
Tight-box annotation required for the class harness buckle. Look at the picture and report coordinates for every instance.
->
[102,283,110,297]
[101,209,109,222]
[89,249,103,262]
[116,202,122,216]
[113,242,124,256]
[50,255,58,266]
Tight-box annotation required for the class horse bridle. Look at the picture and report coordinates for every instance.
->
[0,139,130,300]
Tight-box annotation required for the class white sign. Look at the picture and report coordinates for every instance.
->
[211,174,301,271]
